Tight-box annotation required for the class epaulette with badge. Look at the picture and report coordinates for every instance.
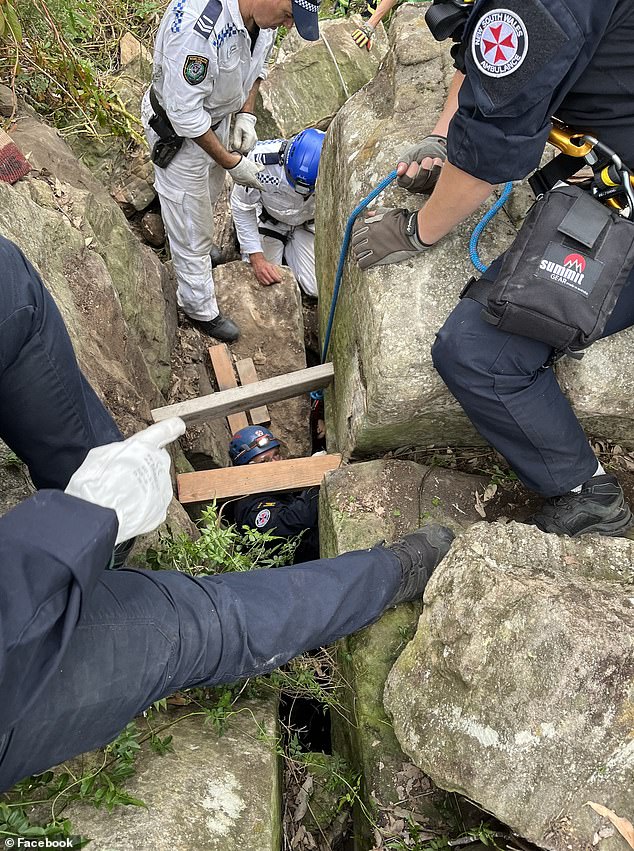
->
[194,0,222,38]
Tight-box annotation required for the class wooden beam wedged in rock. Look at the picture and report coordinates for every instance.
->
[151,362,334,426]
[235,358,270,425]
[177,453,342,503]
[208,344,249,433]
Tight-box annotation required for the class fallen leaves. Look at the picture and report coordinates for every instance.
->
[587,802,634,848]
[474,483,498,518]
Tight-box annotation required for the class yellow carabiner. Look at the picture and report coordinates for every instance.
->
[548,125,595,158]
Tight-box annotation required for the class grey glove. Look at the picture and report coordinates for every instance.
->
[397,134,447,194]
[351,207,430,270]
[228,155,264,189]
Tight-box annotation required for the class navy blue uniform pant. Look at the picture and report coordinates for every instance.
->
[432,258,634,497]
[0,549,399,790]
[0,238,401,790]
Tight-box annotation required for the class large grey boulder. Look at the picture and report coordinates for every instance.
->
[385,521,634,851]
[63,700,281,851]
[256,16,389,140]
[316,5,634,459]
[215,262,311,459]
[4,172,176,404]
[0,133,191,536]
[316,6,519,458]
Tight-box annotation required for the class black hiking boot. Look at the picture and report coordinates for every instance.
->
[111,537,136,568]
[189,313,240,343]
[529,474,633,537]
[385,525,455,606]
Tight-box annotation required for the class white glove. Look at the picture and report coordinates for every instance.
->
[65,417,186,544]
[231,112,258,154]
[228,155,264,189]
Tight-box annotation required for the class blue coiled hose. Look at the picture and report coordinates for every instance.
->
[469,181,513,272]
[319,174,513,367]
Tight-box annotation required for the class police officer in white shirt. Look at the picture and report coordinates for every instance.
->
[230,128,325,297]
[142,0,322,342]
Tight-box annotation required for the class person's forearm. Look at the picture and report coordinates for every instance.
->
[417,160,494,244]
[240,78,261,114]
[367,0,397,29]
[194,127,240,168]
[432,70,465,137]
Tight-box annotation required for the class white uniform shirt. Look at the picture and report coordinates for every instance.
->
[151,0,275,138]
[230,139,317,255]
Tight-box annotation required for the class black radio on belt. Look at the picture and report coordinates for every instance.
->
[148,88,184,169]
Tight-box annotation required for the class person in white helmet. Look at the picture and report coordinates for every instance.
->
[142,0,323,342]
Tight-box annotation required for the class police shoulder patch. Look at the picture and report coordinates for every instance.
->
[471,8,528,78]
[183,54,209,85]
[255,508,271,528]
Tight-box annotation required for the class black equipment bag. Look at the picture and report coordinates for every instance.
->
[468,185,634,354]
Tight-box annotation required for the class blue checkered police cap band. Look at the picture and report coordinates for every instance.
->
[292,0,321,41]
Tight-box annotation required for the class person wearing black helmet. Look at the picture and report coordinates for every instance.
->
[141,0,323,343]
[352,0,634,539]
[230,129,326,297]
[226,426,320,562]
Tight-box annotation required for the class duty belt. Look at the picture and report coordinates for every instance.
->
[149,88,223,139]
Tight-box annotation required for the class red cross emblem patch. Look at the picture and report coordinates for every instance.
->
[471,9,528,78]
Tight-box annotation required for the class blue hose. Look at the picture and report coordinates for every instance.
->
[468,181,513,272]
[320,174,514,366]
[320,170,398,364]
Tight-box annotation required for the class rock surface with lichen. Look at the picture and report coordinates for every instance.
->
[385,521,634,851]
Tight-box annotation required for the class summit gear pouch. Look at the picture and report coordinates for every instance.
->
[476,185,634,354]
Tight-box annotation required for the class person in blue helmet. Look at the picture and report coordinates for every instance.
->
[225,425,320,562]
[351,0,634,539]
[230,129,326,297]
[0,235,456,791]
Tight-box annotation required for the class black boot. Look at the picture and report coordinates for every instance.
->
[111,537,136,568]
[385,525,455,607]
[529,474,633,537]
[209,243,223,268]
[189,313,240,343]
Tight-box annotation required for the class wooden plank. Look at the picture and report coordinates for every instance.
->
[177,454,342,503]
[152,363,334,426]
[208,344,248,433]
[235,358,270,425]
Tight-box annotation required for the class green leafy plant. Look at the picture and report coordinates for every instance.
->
[0,0,157,137]
[143,502,301,575]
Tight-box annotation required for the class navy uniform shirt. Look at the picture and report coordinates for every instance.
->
[229,487,320,564]
[448,0,634,184]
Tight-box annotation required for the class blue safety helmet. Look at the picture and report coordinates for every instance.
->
[283,128,326,197]
[229,426,281,466]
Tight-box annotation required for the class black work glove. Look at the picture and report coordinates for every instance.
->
[351,207,430,270]
[397,134,447,194]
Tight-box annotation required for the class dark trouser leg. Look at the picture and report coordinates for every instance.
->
[431,261,634,497]
[0,547,400,790]
[0,237,121,490]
